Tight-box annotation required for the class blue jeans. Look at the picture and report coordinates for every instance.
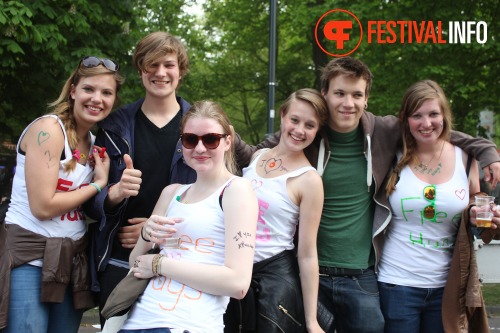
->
[378,282,444,333]
[2,264,83,333]
[318,269,384,333]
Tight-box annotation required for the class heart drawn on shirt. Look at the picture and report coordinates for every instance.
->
[264,158,282,173]
[455,189,466,200]
[251,179,263,190]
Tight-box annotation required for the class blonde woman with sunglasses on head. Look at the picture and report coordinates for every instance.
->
[378,80,490,333]
[0,56,123,333]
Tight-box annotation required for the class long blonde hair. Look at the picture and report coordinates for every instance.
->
[48,60,124,172]
[386,80,453,196]
[180,101,237,175]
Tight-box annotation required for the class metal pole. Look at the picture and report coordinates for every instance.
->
[267,0,277,135]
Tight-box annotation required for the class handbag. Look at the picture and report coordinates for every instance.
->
[101,268,149,319]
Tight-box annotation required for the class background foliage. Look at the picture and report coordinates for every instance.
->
[0,0,498,146]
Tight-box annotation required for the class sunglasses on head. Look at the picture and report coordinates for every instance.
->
[80,56,119,72]
[181,133,228,150]
[423,185,436,220]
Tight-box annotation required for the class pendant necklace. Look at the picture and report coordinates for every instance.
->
[419,140,445,168]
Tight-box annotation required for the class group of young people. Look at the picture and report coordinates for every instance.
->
[0,30,499,333]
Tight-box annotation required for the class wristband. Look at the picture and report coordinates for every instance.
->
[89,182,101,193]
[140,227,151,242]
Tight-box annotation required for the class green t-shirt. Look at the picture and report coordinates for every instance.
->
[317,126,375,269]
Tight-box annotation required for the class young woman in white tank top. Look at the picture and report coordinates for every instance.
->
[380,80,481,333]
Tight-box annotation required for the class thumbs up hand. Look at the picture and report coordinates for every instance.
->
[107,154,142,206]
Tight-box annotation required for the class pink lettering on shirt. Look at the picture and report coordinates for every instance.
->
[256,199,271,242]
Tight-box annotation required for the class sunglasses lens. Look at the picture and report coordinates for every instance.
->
[423,205,435,219]
[102,59,119,71]
[202,134,220,149]
[424,186,435,200]
[181,134,198,149]
[82,56,101,68]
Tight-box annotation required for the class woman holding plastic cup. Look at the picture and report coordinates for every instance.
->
[380,80,493,332]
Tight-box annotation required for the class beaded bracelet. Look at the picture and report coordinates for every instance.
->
[152,254,165,277]
[140,227,151,242]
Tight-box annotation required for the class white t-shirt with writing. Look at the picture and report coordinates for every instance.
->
[378,146,469,288]
[242,149,315,263]
[6,115,95,245]
[122,179,237,333]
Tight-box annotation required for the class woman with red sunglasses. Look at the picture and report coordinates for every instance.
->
[0,56,123,333]
[112,100,258,333]
[379,80,494,333]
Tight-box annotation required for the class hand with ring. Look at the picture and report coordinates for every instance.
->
[131,255,154,279]
[143,215,184,244]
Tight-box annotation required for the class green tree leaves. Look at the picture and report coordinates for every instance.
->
[0,0,497,146]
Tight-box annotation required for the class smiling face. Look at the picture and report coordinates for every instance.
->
[280,99,320,151]
[322,74,368,133]
[70,73,117,128]
[408,98,444,145]
[141,53,180,100]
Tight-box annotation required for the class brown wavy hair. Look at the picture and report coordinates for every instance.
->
[386,80,453,196]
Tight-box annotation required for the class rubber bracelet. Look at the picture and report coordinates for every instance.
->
[89,182,101,193]
[140,227,151,242]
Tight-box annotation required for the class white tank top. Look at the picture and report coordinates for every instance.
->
[6,115,95,243]
[242,149,315,263]
[122,178,235,333]
[378,146,469,288]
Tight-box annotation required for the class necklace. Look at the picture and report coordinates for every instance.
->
[418,140,445,168]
